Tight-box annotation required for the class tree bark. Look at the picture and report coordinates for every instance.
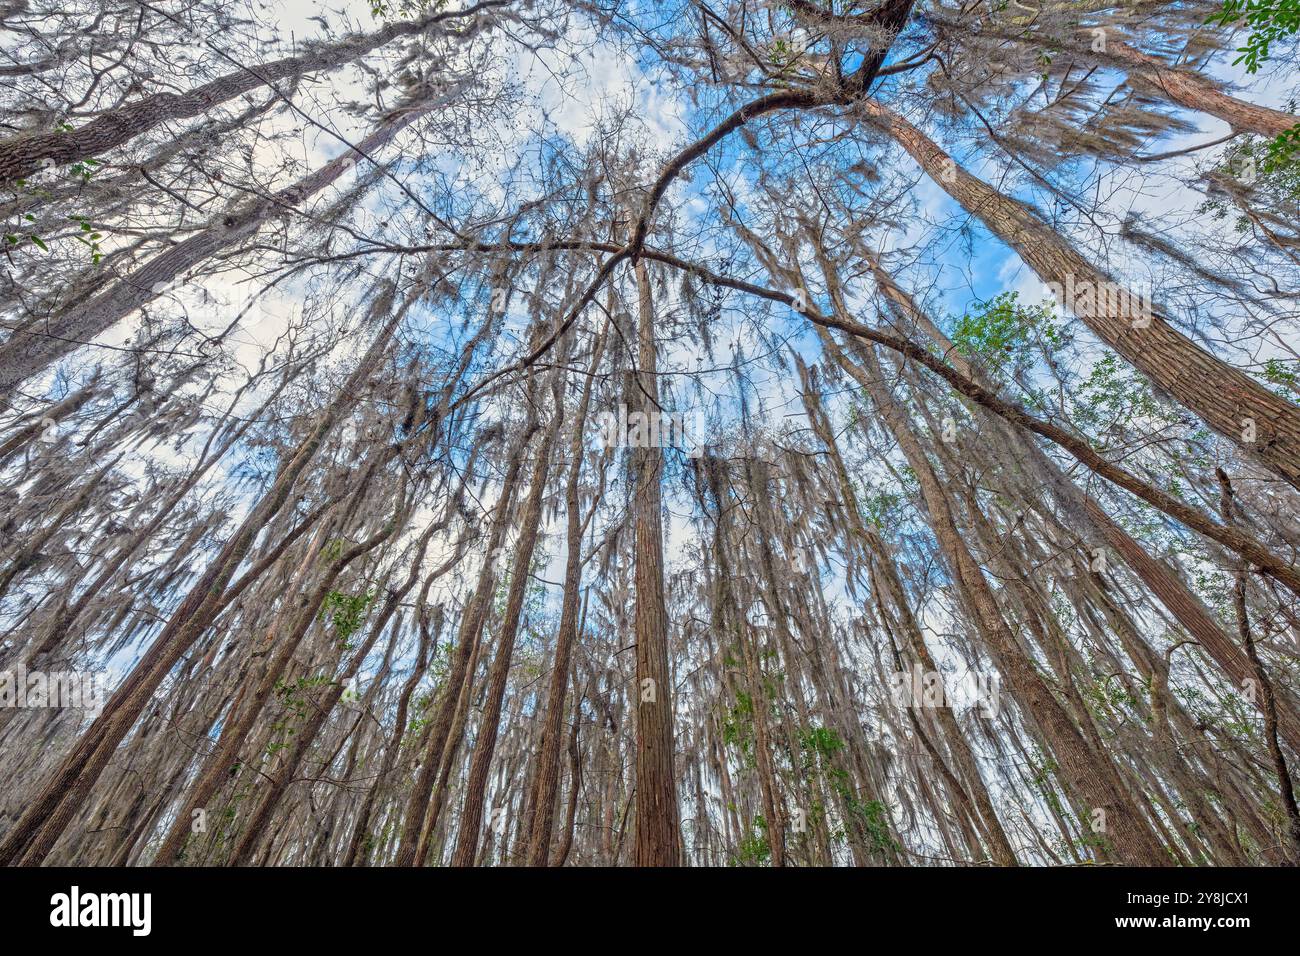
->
[450,369,564,866]
[820,326,1170,865]
[0,95,443,396]
[631,258,682,866]
[526,320,607,864]
[0,298,403,866]
[0,1,508,184]
[861,97,1300,491]
[390,416,536,866]
[862,250,1300,753]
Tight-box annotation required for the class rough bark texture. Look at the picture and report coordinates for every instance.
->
[862,98,1300,491]
[0,1,507,184]
[631,258,682,866]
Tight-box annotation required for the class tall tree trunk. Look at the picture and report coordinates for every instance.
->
[1218,470,1300,863]
[526,320,608,864]
[1105,37,1299,138]
[820,326,1170,865]
[799,371,1019,866]
[551,682,585,867]
[860,98,1300,490]
[154,453,404,865]
[862,250,1300,752]
[0,95,442,396]
[390,418,535,866]
[450,369,565,866]
[0,296,403,866]
[0,1,507,184]
[630,258,682,866]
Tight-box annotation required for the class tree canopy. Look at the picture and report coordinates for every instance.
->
[0,0,1298,869]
